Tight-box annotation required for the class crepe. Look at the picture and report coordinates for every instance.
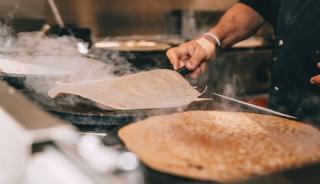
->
[48,69,203,110]
[119,111,320,183]
[0,56,107,75]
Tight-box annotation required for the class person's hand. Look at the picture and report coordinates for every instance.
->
[166,38,217,78]
[310,63,320,85]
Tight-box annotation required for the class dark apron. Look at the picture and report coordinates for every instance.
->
[268,0,320,125]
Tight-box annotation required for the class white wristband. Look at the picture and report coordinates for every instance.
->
[204,32,221,47]
[195,37,216,59]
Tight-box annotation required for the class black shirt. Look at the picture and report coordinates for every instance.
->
[237,0,320,125]
[239,0,281,27]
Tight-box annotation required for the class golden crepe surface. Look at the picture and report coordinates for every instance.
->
[119,111,320,183]
[48,69,202,110]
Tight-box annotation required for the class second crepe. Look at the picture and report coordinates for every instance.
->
[48,69,204,110]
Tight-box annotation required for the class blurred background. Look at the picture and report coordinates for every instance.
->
[0,0,237,36]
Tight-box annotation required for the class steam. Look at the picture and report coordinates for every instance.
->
[0,22,15,54]
[0,23,137,104]
[90,48,137,76]
[4,31,82,56]
[222,75,241,98]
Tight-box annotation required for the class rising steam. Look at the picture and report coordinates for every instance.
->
[0,23,137,99]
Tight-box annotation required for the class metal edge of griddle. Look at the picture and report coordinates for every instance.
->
[0,73,27,90]
[47,105,188,132]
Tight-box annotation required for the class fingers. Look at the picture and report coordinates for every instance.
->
[189,62,208,79]
[311,75,320,85]
[186,43,207,71]
[167,42,207,69]
[166,40,212,79]
[178,45,192,68]
[166,48,180,70]
[166,44,192,70]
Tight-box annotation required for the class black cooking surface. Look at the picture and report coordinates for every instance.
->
[22,88,264,132]
[11,82,297,133]
[0,71,300,133]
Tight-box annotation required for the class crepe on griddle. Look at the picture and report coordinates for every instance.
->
[0,57,67,75]
[0,56,107,75]
[48,69,203,110]
[119,111,320,183]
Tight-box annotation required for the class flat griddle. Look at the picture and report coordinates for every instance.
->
[23,87,281,132]
[20,87,191,131]
[0,71,190,131]
[1,71,299,132]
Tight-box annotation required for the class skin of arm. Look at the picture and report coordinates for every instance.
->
[166,3,265,78]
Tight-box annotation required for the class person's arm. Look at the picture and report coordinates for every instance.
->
[166,3,264,78]
[211,3,264,49]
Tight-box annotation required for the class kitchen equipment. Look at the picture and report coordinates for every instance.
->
[90,35,185,70]
[46,0,92,45]
[0,81,142,184]
[21,88,188,132]
[212,92,298,119]
[20,83,302,133]
[2,67,320,184]
[47,0,64,28]
[0,55,109,90]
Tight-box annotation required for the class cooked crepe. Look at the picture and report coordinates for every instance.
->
[119,111,320,183]
[48,69,203,110]
[0,56,107,75]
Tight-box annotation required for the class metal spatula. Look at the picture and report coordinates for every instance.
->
[212,92,298,119]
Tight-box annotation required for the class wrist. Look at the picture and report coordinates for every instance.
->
[195,37,216,59]
[203,32,221,48]
[195,32,221,59]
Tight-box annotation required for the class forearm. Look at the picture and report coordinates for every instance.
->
[208,3,265,49]
[166,3,265,77]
